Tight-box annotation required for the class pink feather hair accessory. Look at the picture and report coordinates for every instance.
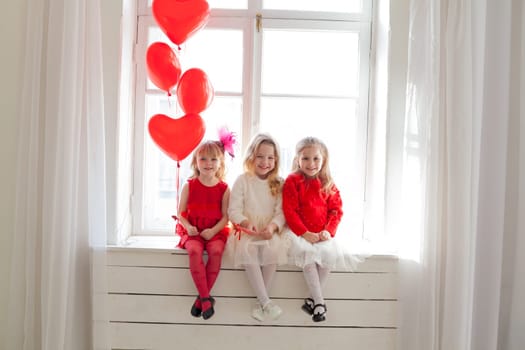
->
[218,127,237,158]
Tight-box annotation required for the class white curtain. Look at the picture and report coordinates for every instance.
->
[7,0,109,349]
[397,0,524,349]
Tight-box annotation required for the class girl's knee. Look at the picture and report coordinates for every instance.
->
[186,242,204,256]
[207,241,225,258]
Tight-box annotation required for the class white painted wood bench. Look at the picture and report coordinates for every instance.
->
[106,244,398,350]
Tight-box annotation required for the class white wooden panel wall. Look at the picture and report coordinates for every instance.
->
[106,248,398,350]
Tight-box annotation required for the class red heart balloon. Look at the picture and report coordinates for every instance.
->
[177,68,214,114]
[152,0,210,46]
[148,113,206,161]
[146,42,181,94]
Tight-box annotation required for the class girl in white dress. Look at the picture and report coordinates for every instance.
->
[228,134,288,321]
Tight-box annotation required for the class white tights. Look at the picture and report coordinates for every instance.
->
[244,264,277,307]
[303,263,330,305]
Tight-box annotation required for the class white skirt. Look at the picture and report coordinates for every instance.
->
[227,231,290,267]
[285,230,362,271]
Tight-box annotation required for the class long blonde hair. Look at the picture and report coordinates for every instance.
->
[292,136,334,193]
[190,141,226,180]
[243,133,283,196]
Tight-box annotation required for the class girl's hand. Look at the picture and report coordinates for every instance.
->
[302,231,319,243]
[259,228,273,240]
[187,226,199,236]
[259,223,278,240]
[200,229,215,240]
[240,220,257,234]
[319,230,331,241]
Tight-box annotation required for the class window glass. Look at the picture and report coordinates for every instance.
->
[147,27,243,93]
[262,29,360,96]
[208,0,247,9]
[148,0,248,10]
[259,97,362,235]
[263,0,362,13]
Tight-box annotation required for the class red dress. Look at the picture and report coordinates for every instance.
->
[176,178,230,248]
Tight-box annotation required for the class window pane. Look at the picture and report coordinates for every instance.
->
[147,27,243,93]
[142,96,243,232]
[259,96,363,237]
[147,0,248,9]
[263,0,362,13]
[262,29,360,96]
[208,0,247,9]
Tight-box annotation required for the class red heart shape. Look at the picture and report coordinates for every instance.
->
[152,0,210,46]
[148,113,206,161]
[146,42,181,94]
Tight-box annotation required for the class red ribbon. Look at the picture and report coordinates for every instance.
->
[232,223,257,240]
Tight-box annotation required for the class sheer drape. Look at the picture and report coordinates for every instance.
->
[7,0,109,349]
[398,0,524,349]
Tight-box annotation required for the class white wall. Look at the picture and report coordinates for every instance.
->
[0,1,26,347]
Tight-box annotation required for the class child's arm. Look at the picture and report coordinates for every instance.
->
[178,183,199,236]
[228,176,256,232]
[260,191,286,239]
[282,176,318,243]
[270,191,286,233]
[324,185,343,237]
[201,187,231,240]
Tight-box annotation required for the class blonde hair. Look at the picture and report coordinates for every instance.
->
[292,136,334,193]
[244,133,283,196]
[190,141,226,180]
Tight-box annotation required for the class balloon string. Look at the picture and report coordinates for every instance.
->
[175,161,180,218]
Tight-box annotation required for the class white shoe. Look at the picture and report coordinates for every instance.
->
[263,302,283,320]
[251,303,265,321]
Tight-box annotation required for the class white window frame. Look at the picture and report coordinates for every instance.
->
[127,0,378,245]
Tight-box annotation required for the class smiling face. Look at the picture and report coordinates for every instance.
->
[196,153,220,177]
[253,143,276,179]
[297,145,323,178]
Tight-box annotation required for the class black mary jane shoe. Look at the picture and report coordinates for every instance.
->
[191,296,215,318]
[312,304,327,322]
[301,298,314,315]
[201,297,216,320]
[190,296,202,317]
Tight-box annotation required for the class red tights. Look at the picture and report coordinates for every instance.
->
[185,238,225,308]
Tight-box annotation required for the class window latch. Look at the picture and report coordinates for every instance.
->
[256,13,262,33]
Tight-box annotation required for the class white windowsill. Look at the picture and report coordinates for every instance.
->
[107,235,398,260]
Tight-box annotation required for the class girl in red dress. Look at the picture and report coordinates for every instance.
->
[176,140,230,320]
[282,137,345,323]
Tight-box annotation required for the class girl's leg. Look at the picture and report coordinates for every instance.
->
[317,264,331,287]
[185,239,209,309]
[204,239,225,293]
[244,264,271,307]
[303,263,328,321]
[303,263,324,306]
[245,263,282,321]
[262,264,277,291]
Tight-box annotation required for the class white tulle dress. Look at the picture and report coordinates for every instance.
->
[227,173,289,267]
[282,172,362,271]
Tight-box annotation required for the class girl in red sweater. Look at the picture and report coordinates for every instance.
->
[282,137,345,323]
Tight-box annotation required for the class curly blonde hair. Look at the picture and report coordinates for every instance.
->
[243,133,283,196]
